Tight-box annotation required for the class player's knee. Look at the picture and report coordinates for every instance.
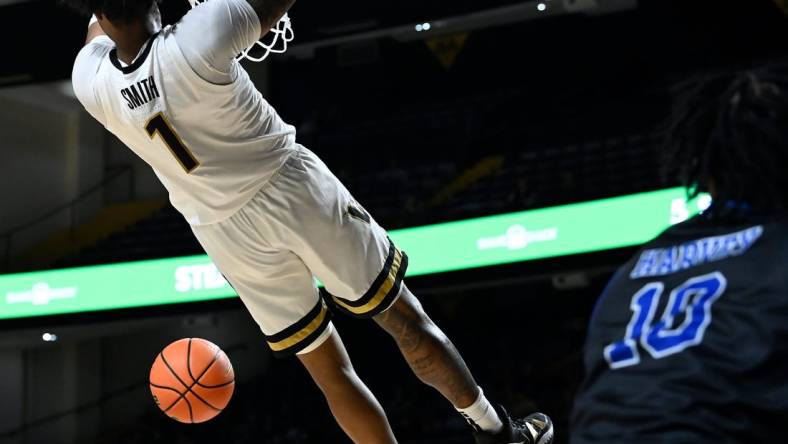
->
[375,285,454,356]
[376,287,433,340]
[397,285,431,324]
[311,362,360,396]
[400,287,443,337]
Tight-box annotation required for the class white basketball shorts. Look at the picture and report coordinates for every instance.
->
[191,145,408,357]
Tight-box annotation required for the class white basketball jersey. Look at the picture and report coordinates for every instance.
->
[71,0,296,225]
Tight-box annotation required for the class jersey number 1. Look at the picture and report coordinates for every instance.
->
[145,113,200,173]
[604,272,727,369]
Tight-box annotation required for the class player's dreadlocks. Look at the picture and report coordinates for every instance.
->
[60,0,160,23]
[664,62,788,216]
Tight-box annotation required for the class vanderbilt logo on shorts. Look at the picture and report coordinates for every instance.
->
[347,203,371,224]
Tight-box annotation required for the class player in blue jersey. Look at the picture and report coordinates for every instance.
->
[571,64,788,443]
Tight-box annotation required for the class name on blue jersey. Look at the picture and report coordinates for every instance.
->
[630,225,763,279]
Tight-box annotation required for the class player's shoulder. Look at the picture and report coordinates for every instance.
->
[76,35,115,62]
[72,36,117,124]
[169,0,261,45]
[73,35,114,78]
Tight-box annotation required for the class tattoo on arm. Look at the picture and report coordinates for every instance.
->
[246,0,296,36]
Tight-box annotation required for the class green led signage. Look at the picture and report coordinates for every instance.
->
[0,188,709,320]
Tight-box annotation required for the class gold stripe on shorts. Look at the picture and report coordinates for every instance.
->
[330,240,408,318]
[266,301,330,355]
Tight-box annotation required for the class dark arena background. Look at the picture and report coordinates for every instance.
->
[1,0,787,443]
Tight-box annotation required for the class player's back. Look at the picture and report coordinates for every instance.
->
[72,0,294,225]
[571,210,788,443]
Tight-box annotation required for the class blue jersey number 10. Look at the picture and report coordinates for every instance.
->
[604,272,727,369]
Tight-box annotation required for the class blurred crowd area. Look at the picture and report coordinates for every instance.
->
[56,125,663,269]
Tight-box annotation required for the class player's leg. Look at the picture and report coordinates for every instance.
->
[262,146,552,443]
[372,284,477,407]
[374,285,554,444]
[189,202,398,442]
[298,327,397,444]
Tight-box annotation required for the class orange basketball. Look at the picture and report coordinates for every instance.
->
[149,338,235,423]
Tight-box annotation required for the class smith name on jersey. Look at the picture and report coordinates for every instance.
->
[71,0,296,226]
[120,76,161,110]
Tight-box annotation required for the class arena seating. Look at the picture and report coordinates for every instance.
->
[55,129,665,270]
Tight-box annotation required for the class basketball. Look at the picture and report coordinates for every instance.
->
[149,338,235,423]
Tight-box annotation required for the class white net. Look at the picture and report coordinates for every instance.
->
[188,0,294,62]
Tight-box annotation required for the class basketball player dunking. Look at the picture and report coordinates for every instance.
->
[64,0,554,442]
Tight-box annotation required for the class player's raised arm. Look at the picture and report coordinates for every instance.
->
[175,0,293,83]
[84,17,108,45]
[246,0,296,38]
[68,7,115,128]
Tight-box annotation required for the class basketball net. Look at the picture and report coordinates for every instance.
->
[187,0,294,62]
